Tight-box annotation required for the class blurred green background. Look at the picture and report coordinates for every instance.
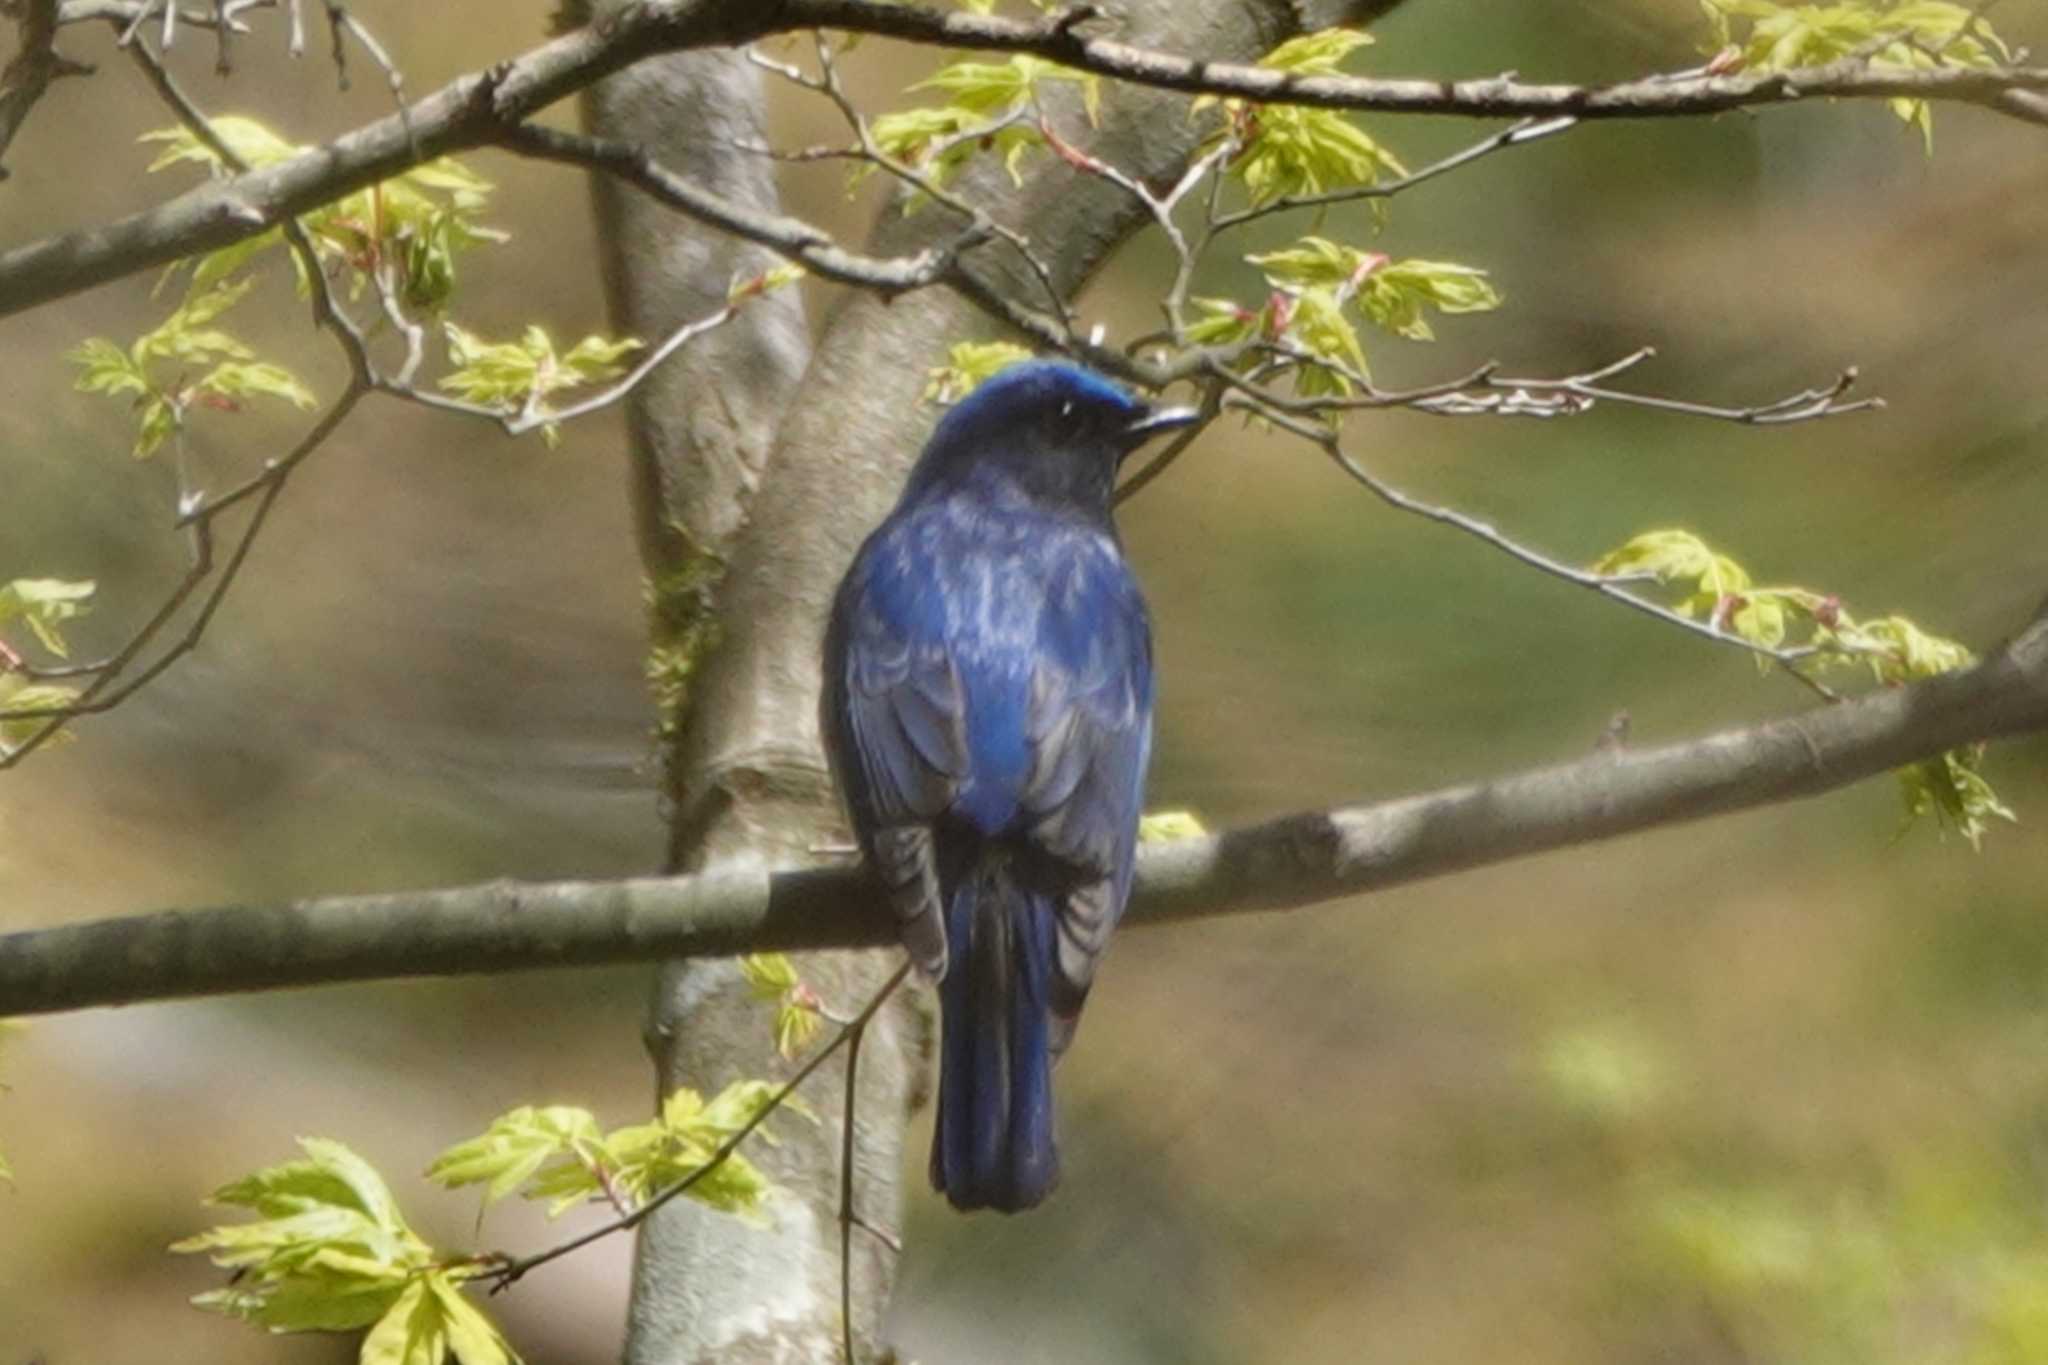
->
[3,2,2047,1361]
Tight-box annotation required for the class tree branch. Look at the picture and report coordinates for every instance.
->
[3,0,2043,318]
[0,0,90,180]
[3,601,2040,1018]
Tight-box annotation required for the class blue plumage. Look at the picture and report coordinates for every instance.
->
[822,361,1192,1211]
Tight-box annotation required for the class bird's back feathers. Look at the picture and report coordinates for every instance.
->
[822,363,1160,1212]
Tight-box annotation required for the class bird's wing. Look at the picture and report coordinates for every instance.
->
[1020,555,1154,1053]
[824,549,969,979]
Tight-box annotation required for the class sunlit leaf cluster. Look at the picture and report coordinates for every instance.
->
[1187,239,1501,395]
[426,1082,809,1222]
[1700,0,2014,147]
[1595,529,2015,845]
[863,54,1099,202]
[1192,29,1406,210]
[438,325,643,446]
[171,1138,518,1365]
[144,117,509,310]
[70,279,316,458]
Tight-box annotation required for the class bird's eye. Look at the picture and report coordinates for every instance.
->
[1059,401,1075,419]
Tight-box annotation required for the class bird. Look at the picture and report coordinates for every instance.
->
[821,359,1196,1212]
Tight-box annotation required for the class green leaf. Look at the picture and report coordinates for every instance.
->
[362,1279,444,1365]
[741,953,801,1000]
[172,1138,438,1333]
[1595,526,2014,844]
[68,337,149,401]
[196,361,319,411]
[727,262,807,303]
[1184,296,1263,349]
[1195,30,1403,209]
[1138,810,1209,842]
[861,54,1097,203]
[1356,259,1502,339]
[1287,286,1371,393]
[140,115,304,174]
[0,578,95,659]
[436,323,642,441]
[426,1105,605,1207]
[0,681,81,749]
[1229,105,1407,208]
[909,54,1097,119]
[1258,26,1377,77]
[1899,748,2017,850]
[428,1274,518,1365]
[1698,0,2013,149]
[924,341,1035,404]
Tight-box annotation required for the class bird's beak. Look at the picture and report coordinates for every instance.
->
[1122,405,1202,445]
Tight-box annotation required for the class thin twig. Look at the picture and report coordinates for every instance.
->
[1209,115,1579,232]
[1243,400,1838,699]
[838,1010,868,1365]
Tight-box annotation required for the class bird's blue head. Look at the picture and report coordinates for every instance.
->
[906,360,1198,513]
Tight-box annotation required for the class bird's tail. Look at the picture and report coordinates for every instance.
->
[931,851,1059,1213]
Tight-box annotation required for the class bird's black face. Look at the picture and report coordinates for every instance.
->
[913,361,1199,513]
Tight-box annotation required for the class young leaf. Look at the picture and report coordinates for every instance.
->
[862,54,1098,203]
[428,1273,519,1365]
[1195,29,1406,209]
[1138,810,1209,842]
[438,323,643,443]
[425,1105,605,1208]
[171,1138,435,1333]
[1593,526,2014,844]
[1355,259,1503,340]
[0,578,95,659]
[1698,0,2014,150]
[0,681,81,749]
[924,341,1035,404]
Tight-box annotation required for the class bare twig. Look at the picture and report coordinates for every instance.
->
[1209,115,1579,232]
[365,300,745,437]
[1114,373,1223,503]
[1241,399,1839,698]
[496,122,988,298]
[839,1008,868,1365]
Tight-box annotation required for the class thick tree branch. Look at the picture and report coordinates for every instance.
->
[786,0,2048,116]
[3,0,2044,318]
[3,601,2040,1018]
